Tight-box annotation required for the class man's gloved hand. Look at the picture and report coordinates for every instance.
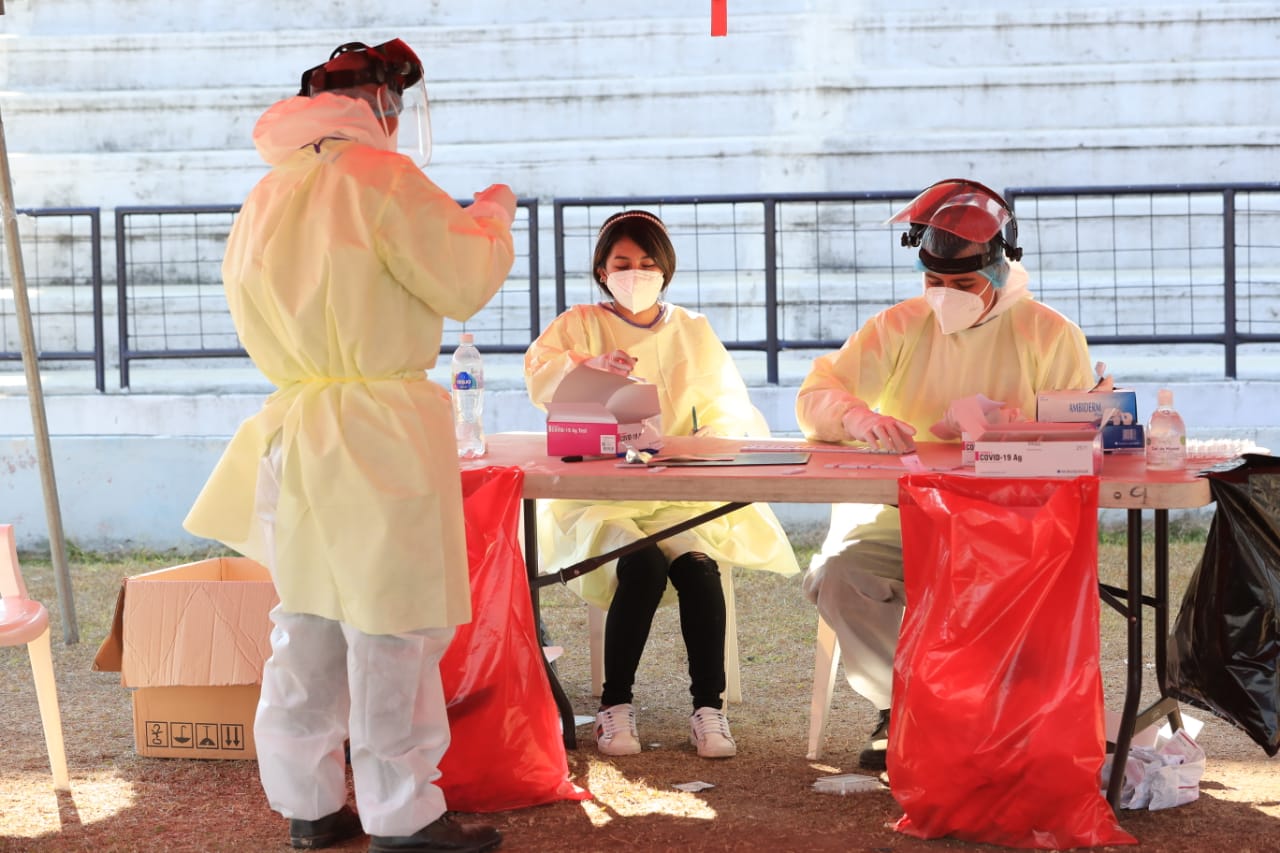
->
[585,349,636,377]
[468,184,517,227]
[930,394,1024,440]
[842,406,917,452]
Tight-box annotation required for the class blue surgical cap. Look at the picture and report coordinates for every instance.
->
[914,255,1010,289]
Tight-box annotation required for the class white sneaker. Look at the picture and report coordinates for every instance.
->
[595,704,641,756]
[689,707,737,758]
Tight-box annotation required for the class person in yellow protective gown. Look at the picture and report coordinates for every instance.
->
[796,179,1094,772]
[183,40,512,853]
[525,210,800,760]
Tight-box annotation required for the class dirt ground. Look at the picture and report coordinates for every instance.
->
[2,536,1278,852]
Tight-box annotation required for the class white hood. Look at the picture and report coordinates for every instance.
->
[252,92,395,166]
[979,259,1033,324]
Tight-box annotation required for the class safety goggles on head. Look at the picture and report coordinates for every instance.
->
[888,179,1022,274]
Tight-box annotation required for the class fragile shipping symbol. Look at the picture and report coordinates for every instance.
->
[147,720,247,751]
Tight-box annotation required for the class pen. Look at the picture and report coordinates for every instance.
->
[561,454,615,463]
[691,406,699,434]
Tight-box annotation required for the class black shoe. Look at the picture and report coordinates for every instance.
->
[858,708,891,771]
[290,805,363,849]
[369,814,502,853]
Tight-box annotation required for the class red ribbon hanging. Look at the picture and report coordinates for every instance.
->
[711,0,727,37]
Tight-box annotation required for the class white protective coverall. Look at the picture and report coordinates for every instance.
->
[525,303,800,609]
[183,92,514,833]
[796,265,1093,710]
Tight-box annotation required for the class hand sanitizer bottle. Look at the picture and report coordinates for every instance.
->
[1145,388,1186,471]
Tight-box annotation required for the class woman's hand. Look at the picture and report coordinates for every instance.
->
[586,349,637,376]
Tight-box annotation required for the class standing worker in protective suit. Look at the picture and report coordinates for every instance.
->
[796,179,1094,771]
[184,39,515,853]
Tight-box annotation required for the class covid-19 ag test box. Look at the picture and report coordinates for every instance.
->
[545,363,662,457]
[973,422,1103,476]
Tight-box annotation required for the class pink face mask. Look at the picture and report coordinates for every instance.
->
[606,269,664,313]
[924,283,990,334]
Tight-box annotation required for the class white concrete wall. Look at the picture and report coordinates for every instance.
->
[2,367,1276,551]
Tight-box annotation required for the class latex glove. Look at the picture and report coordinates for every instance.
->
[930,394,1023,440]
[1089,360,1115,392]
[468,183,517,227]
[842,406,917,452]
[585,349,636,377]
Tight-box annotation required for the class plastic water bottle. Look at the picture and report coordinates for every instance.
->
[451,333,486,459]
[1145,388,1186,470]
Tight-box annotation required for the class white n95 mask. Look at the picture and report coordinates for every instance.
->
[924,285,988,335]
[606,269,665,313]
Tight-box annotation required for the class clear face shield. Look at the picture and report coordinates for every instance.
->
[887,179,1014,244]
[300,38,431,167]
[888,178,1023,269]
[395,77,433,169]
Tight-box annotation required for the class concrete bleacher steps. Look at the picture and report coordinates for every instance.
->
[2,2,1277,209]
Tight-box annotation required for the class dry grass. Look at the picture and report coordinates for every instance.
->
[2,528,1279,852]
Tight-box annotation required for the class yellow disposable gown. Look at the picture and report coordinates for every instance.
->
[184,94,515,635]
[525,303,800,609]
[797,281,1094,553]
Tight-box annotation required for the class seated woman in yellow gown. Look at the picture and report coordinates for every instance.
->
[524,210,799,759]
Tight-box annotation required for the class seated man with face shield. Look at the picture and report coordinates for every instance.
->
[185,38,515,853]
[795,179,1094,771]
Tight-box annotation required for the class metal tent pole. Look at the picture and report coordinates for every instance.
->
[0,105,79,644]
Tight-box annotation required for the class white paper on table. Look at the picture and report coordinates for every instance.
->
[950,395,997,439]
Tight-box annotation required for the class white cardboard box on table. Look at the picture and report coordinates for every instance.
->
[544,363,663,457]
[973,422,1103,477]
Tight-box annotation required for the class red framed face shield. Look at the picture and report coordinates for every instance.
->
[299,39,423,97]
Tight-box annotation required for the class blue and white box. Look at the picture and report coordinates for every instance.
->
[1036,389,1143,452]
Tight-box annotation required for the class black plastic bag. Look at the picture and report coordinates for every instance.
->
[1167,453,1280,756]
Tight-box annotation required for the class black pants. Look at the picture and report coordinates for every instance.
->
[599,545,727,711]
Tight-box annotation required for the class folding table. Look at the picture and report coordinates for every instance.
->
[465,432,1214,810]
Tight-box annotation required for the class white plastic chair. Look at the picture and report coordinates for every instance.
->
[806,613,841,760]
[0,524,71,791]
[588,566,742,704]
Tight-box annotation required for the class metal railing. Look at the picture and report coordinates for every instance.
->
[555,185,1280,381]
[0,207,105,391]
[554,192,925,383]
[1005,184,1280,379]
[113,200,542,388]
[114,204,242,389]
[4,183,1276,390]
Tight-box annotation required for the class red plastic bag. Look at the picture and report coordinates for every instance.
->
[438,466,590,811]
[891,474,1135,849]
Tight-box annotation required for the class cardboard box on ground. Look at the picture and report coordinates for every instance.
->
[93,557,277,759]
[544,363,662,457]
